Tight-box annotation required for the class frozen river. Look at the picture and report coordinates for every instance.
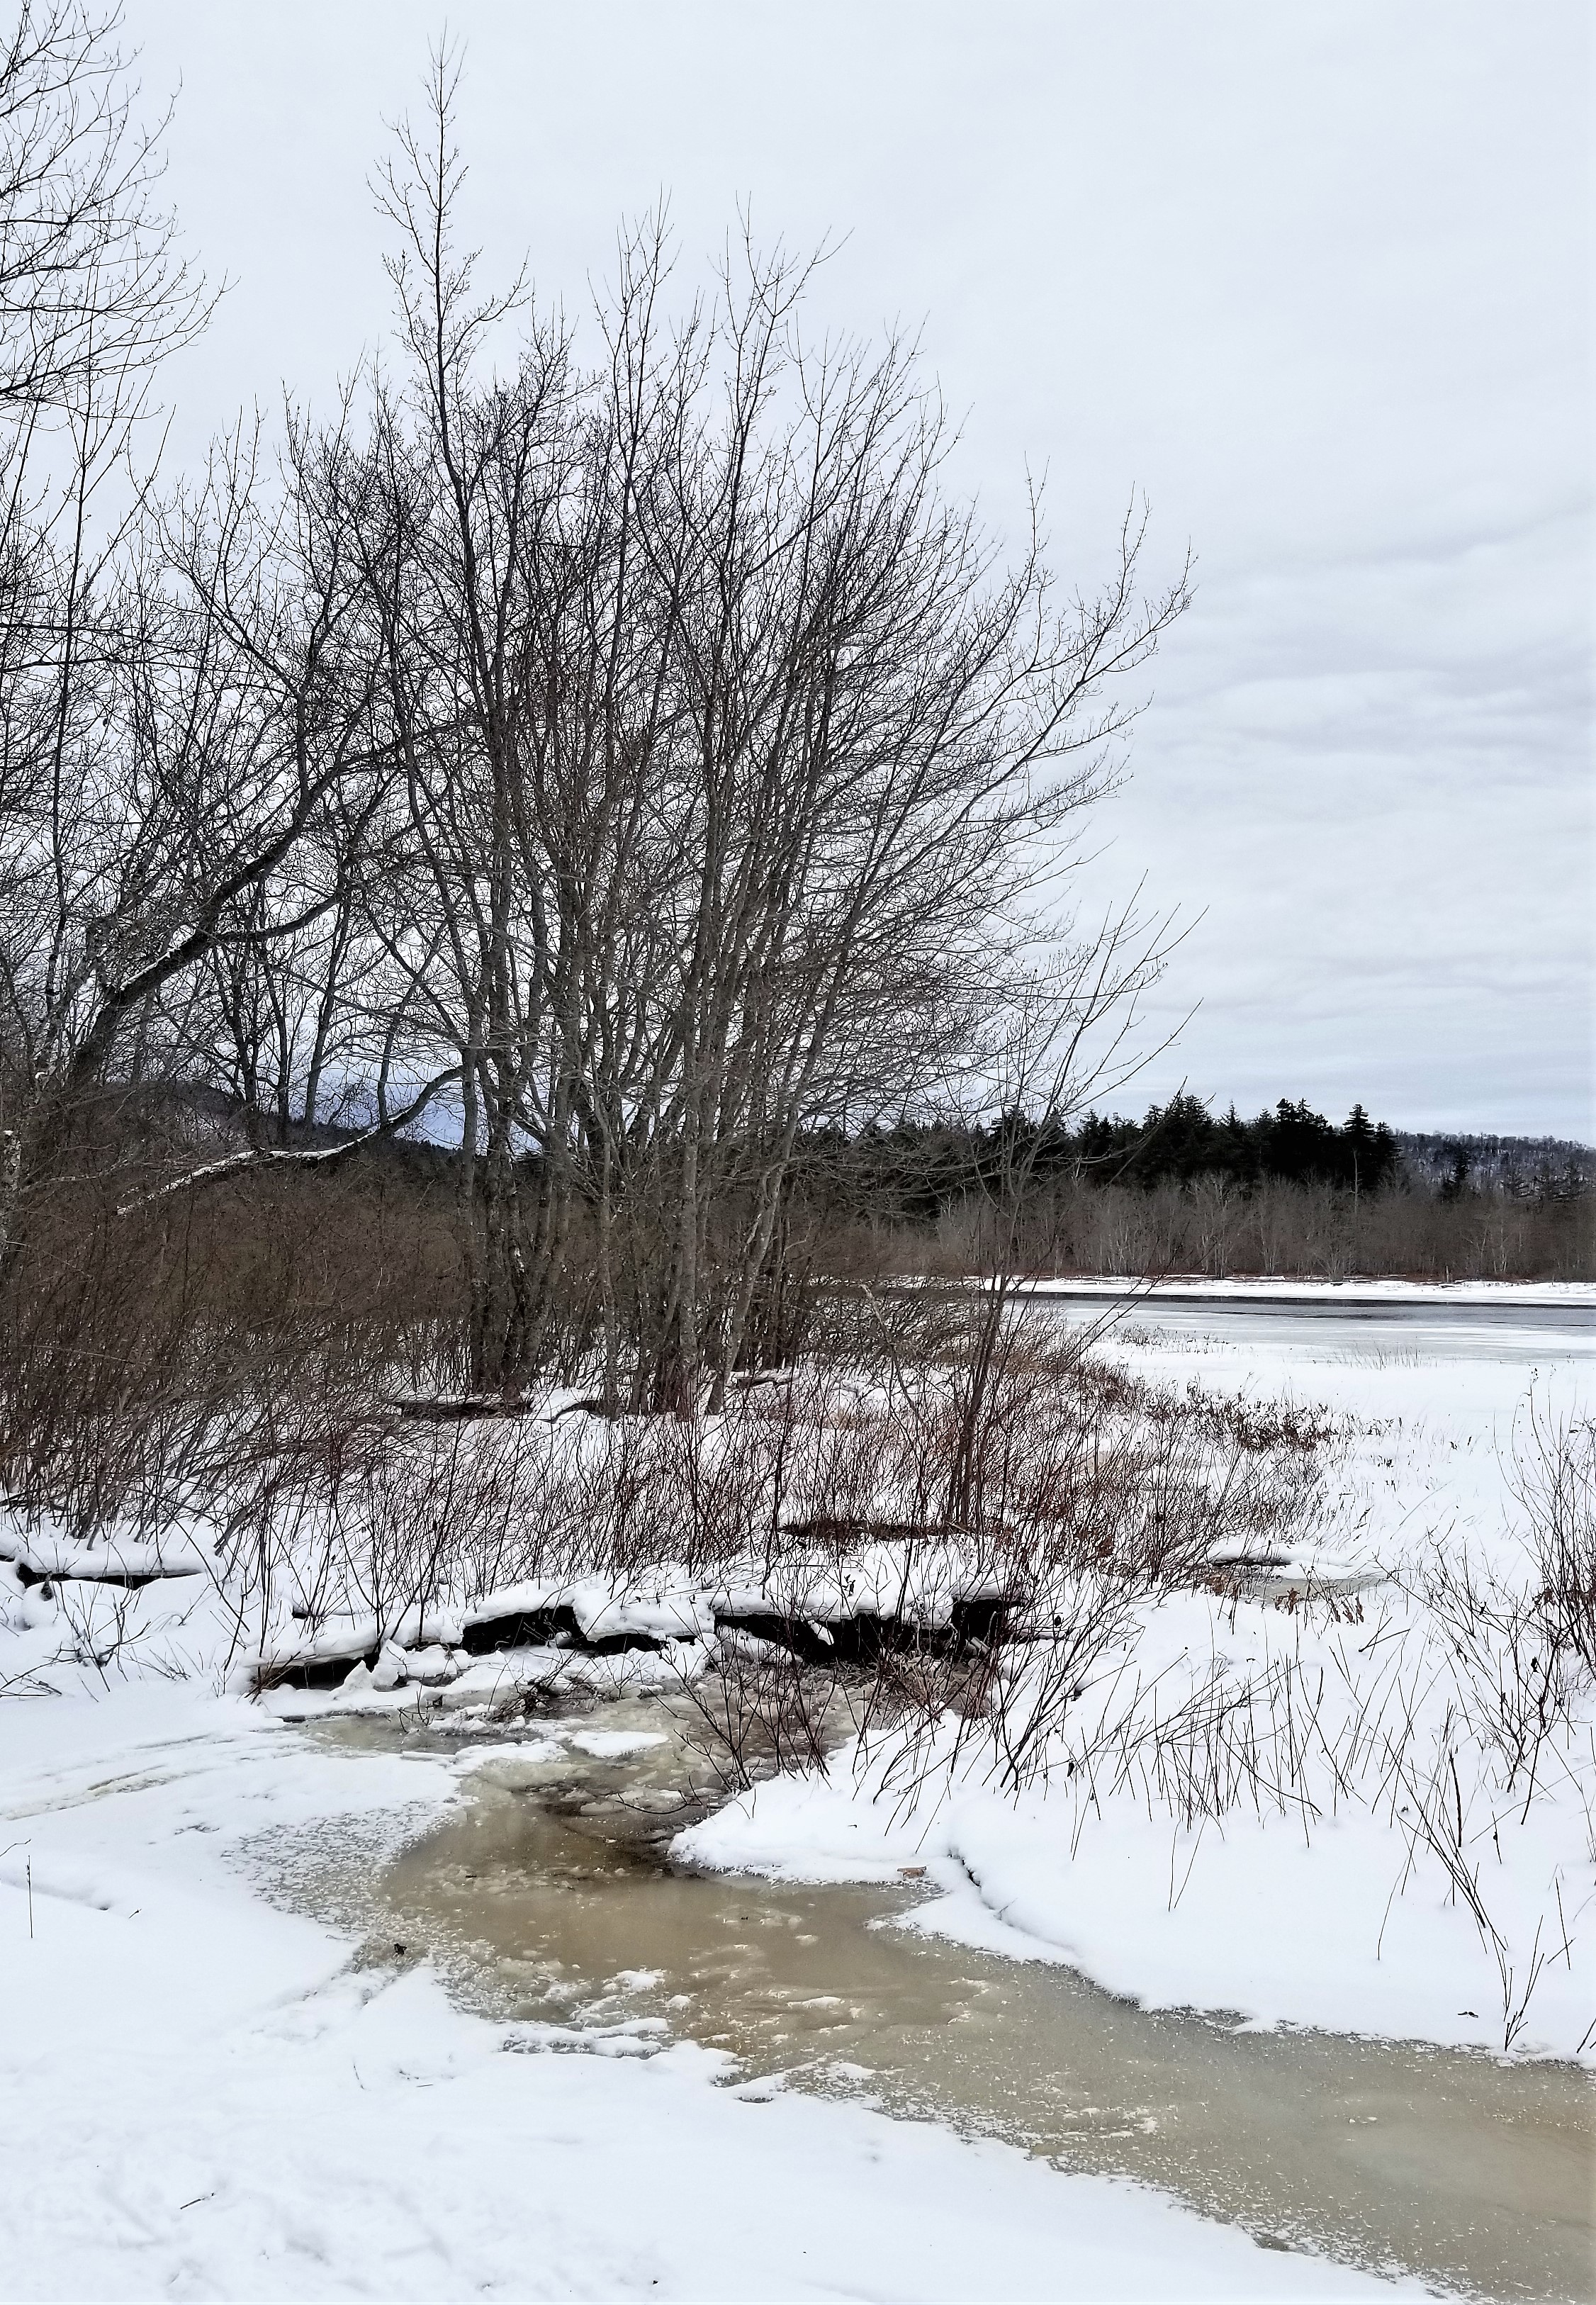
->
[1022,1283,1595,1370]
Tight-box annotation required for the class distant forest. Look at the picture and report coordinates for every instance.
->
[822,1095,1590,1218]
[137,1086,1592,1291]
[794,1095,1593,1284]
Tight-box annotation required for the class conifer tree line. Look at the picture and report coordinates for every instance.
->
[831,1095,1405,1223]
[760,1102,1590,1285]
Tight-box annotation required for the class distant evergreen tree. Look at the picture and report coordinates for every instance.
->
[794,1092,1409,1225]
[1437,1145,1472,1203]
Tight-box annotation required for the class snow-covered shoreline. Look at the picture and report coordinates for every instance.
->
[1008,1275,1595,1307]
[2,1306,1590,2297]
[0,1669,1420,2301]
[678,1690,1592,2058]
[670,1318,1596,2063]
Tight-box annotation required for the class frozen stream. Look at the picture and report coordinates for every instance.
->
[305,1701,1593,2305]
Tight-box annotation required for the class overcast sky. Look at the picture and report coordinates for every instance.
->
[128,0,1592,1139]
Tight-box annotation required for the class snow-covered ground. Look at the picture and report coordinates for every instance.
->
[1013,1277,1596,1306]
[1,1285,1589,2298]
[0,1661,1415,2301]
[684,1303,1595,2061]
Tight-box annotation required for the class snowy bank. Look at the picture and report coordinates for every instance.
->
[0,1666,1414,2301]
[1,1303,1588,2294]
[674,1340,1596,2063]
[678,1704,1592,2058]
[1008,1277,1596,1306]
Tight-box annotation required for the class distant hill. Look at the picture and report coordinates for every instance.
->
[1395,1131,1595,1194]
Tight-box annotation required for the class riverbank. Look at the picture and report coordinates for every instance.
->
[669,1300,1592,2060]
[0,1666,1417,2302]
[1006,1276,1596,1306]
[1,1303,1590,2296]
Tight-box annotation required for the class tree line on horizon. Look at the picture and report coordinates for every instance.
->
[816,1095,1403,1224]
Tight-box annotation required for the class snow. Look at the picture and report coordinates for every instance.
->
[452,1735,568,1783]
[681,1725,1592,2053]
[450,1727,670,1773]
[563,1574,716,1644]
[1,1294,1587,2294]
[451,1574,716,1646]
[0,1668,1408,2300]
[713,1537,1008,1628]
[569,1727,670,1758]
[1012,1276,1596,1306]
[678,1312,1596,2063]
[0,1521,210,1582]
[251,1640,709,1726]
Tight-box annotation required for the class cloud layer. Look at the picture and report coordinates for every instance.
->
[130,0,1592,1134]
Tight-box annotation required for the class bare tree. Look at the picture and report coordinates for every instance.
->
[0,1,206,420]
[3,30,1189,1409]
[0,394,436,1267]
[351,51,580,1392]
[0,0,210,1260]
[320,53,1189,1409]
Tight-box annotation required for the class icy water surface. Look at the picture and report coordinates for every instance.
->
[308,1701,1593,2305]
[1024,1286,1595,1371]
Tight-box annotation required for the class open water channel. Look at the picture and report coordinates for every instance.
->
[305,1690,1592,2305]
[296,1290,1592,2302]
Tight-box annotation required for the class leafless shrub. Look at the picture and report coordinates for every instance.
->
[671,1632,855,1795]
[1387,1719,1555,2052]
[1414,1542,1577,1797]
[201,1299,1347,1783]
[974,1568,1137,1795]
[927,1172,1592,1284]
[1513,1406,1596,1683]
[0,1152,463,1537]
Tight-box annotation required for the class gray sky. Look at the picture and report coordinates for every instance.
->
[129,0,1592,1138]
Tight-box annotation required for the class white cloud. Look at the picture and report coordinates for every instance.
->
[129,0,1592,1133]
